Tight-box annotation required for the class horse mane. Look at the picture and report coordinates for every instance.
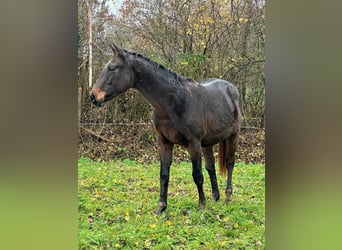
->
[123,49,194,86]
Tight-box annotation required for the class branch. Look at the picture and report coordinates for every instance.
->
[92,41,105,54]
[78,56,88,69]
[225,59,265,81]
[79,125,113,143]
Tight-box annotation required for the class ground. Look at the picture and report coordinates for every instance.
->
[78,158,265,249]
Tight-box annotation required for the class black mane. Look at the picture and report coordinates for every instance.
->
[124,49,193,86]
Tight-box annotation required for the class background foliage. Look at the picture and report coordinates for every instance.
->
[78,0,265,127]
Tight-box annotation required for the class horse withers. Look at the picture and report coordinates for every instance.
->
[90,44,242,214]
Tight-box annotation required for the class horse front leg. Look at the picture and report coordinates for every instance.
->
[188,140,206,210]
[156,136,173,214]
[203,146,220,201]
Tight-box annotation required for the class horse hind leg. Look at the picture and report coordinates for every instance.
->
[225,133,239,203]
[202,146,220,201]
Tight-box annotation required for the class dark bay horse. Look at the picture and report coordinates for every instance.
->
[90,44,242,214]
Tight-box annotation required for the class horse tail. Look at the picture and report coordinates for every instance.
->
[219,140,228,176]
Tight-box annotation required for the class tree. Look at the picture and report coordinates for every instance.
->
[78,0,265,127]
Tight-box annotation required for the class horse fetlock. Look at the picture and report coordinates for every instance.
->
[156,201,167,215]
[199,199,206,210]
[212,191,220,202]
[225,189,233,203]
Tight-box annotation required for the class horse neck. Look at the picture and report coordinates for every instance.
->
[131,57,186,115]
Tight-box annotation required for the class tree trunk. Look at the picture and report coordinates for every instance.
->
[240,0,253,117]
[78,87,82,124]
[87,0,93,89]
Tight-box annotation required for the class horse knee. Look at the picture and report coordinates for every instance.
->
[205,165,217,181]
[227,158,235,169]
[205,163,215,172]
[192,171,204,185]
[160,173,170,180]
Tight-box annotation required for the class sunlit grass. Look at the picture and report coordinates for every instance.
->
[79,158,265,249]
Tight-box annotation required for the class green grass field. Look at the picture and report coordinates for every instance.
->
[79,158,265,249]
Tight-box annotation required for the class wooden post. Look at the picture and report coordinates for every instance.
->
[86,0,93,89]
[78,87,82,125]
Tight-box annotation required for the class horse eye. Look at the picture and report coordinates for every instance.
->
[108,65,116,71]
[108,65,121,72]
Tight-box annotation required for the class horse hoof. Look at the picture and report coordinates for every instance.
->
[225,196,232,203]
[225,189,233,203]
[156,202,167,215]
[212,192,220,202]
[199,201,206,210]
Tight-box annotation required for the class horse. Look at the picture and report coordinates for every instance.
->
[90,44,242,214]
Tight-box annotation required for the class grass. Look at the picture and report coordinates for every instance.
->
[78,157,265,249]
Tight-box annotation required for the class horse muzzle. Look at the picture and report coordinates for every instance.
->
[90,86,106,107]
[90,94,103,107]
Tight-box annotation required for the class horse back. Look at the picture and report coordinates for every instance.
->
[198,78,241,119]
[196,78,242,144]
[153,78,241,147]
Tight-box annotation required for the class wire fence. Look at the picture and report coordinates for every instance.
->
[79,122,263,130]
[78,122,265,164]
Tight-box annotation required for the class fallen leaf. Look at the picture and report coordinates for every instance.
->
[216,215,222,222]
[223,216,230,222]
[145,239,151,247]
[256,241,262,247]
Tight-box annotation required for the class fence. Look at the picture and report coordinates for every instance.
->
[78,123,265,164]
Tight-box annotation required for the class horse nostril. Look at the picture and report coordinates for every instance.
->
[90,94,102,107]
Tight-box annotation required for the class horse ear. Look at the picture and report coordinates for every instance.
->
[110,44,117,54]
[110,44,125,59]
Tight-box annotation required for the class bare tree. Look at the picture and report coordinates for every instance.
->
[78,0,265,127]
[86,0,93,89]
